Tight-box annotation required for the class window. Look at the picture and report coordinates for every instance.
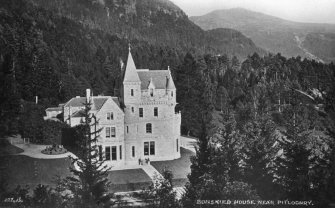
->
[99,145,102,161]
[112,146,117,161]
[139,108,143,118]
[106,127,110,138]
[144,141,155,156]
[150,88,154,97]
[146,123,152,133]
[150,141,155,155]
[131,107,134,113]
[171,91,173,97]
[105,146,110,161]
[132,146,135,158]
[111,127,116,137]
[107,112,113,120]
[131,89,134,96]
[106,127,116,138]
[154,107,158,117]
[119,145,122,160]
[176,139,179,152]
[144,142,149,156]
[126,126,129,134]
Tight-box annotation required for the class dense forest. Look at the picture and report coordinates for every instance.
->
[0,0,263,136]
[1,0,335,206]
[178,52,335,206]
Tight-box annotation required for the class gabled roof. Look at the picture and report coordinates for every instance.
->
[64,97,109,111]
[137,70,175,90]
[123,50,140,83]
[111,97,120,107]
[64,96,121,118]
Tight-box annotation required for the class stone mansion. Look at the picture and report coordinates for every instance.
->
[45,49,181,167]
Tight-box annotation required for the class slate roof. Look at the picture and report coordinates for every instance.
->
[72,109,85,118]
[123,51,140,82]
[112,97,120,107]
[46,107,62,112]
[64,97,109,110]
[166,76,176,90]
[137,70,175,90]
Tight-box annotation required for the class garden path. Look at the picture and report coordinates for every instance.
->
[6,135,75,159]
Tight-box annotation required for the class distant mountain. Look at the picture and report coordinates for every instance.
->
[190,8,335,62]
[26,0,264,59]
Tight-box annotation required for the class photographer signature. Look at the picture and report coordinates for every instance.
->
[3,197,23,203]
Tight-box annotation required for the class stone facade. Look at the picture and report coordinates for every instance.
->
[121,49,181,165]
[45,49,181,168]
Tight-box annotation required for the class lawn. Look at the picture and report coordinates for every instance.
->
[108,169,152,192]
[0,139,24,156]
[0,155,72,190]
[151,147,195,187]
[0,147,193,193]
[1,155,152,193]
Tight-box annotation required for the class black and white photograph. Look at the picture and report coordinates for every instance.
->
[0,0,335,207]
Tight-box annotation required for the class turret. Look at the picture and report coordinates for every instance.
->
[122,47,141,106]
[166,66,176,103]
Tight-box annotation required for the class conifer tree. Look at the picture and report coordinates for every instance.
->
[275,102,313,200]
[142,170,181,208]
[0,53,21,135]
[242,115,279,199]
[58,100,112,207]
[182,117,259,208]
[182,121,213,208]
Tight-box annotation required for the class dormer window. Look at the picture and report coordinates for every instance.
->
[150,88,154,97]
[148,77,155,97]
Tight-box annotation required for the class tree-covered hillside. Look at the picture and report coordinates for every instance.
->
[28,0,264,57]
[0,0,264,135]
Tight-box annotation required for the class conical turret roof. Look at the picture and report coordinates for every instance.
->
[166,67,176,89]
[123,48,140,83]
[148,77,156,89]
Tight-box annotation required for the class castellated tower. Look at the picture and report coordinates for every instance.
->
[45,47,181,168]
[122,48,181,164]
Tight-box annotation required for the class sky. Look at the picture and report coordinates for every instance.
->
[171,0,335,24]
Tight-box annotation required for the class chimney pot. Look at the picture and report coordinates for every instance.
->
[86,89,91,103]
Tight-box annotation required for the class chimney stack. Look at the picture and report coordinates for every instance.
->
[86,89,91,103]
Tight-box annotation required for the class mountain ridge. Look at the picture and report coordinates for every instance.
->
[25,0,264,58]
[190,8,335,63]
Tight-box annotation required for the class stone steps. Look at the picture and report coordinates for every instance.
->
[141,164,163,181]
